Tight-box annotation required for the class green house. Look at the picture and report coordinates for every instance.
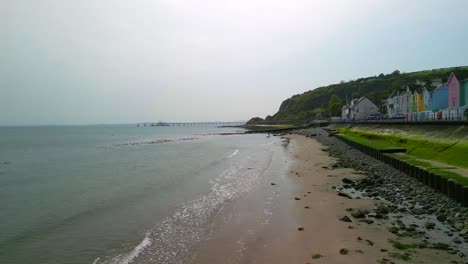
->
[461,80,468,107]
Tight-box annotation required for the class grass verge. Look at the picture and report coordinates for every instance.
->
[338,128,468,186]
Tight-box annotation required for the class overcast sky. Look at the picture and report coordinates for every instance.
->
[2,0,468,125]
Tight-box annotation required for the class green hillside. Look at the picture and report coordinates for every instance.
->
[269,66,468,122]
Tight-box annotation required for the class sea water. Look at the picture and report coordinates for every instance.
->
[0,125,287,264]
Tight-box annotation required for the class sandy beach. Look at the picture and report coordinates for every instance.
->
[191,134,465,264]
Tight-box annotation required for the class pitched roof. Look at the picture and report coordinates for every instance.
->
[350,96,378,109]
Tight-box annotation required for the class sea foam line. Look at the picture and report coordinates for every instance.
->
[96,234,152,264]
[227,149,239,158]
[99,154,269,264]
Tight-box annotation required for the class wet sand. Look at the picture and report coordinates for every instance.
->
[191,134,462,264]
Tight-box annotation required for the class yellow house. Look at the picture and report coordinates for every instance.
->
[416,89,425,112]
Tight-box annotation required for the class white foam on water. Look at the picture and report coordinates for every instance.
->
[99,144,279,264]
[98,234,152,264]
[227,149,239,158]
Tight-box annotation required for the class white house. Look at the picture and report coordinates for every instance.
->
[342,96,379,120]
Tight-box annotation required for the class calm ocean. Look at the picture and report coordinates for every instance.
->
[0,126,287,264]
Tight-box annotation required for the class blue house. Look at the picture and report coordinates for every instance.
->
[431,84,448,111]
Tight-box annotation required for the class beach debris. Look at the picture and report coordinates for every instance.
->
[294,197,301,200]
[298,227,304,231]
[304,206,310,209]
[337,192,352,199]
[339,248,349,255]
[357,236,362,241]
[270,182,276,185]
[366,239,374,246]
[307,191,311,194]
[339,215,352,222]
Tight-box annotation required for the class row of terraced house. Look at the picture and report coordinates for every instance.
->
[386,73,468,121]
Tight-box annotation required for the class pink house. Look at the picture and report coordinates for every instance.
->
[447,72,460,108]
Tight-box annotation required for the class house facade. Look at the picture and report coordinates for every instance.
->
[416,89,424,112]
[409,91,417,113]
[400,87,412,114]
[423,87,432,111]
[341,104,351,120]
[447,72,460,108]
[386,91,396,116]
[461,80,468,106]
[431,84,448,111]
[350,97,379,120]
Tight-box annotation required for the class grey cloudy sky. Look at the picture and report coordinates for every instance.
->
[2,0,468,125]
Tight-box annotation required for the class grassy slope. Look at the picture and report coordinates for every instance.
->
[271,66,468,122]
[338,128,468,186]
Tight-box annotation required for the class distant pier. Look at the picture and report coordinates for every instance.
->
[136,122,246,127]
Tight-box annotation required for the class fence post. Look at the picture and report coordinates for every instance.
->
[447,180,456,199]
[463,186,468,206]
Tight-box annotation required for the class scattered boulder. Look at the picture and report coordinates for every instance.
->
[339,248,349,255]
[338,192,352,199]
[425,222,435,230]
[351,209,369,218]
[436,214,447,222]
[294,197,301,200]
[375,205,389,214]
[298,227,304,231]
[339,216,353,222]
[342,178,355,184]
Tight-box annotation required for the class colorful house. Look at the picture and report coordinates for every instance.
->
[386,90,397,116]
[422,87,432,111]
[447,72,460,108]
[461,80,468,106]
[409,90,417,113]
[431,84,448,111]
[416,88,424,112]
[400,87,412,114]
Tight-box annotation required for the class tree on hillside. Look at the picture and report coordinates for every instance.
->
[328,94,342,117]
[392,70,401,76]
